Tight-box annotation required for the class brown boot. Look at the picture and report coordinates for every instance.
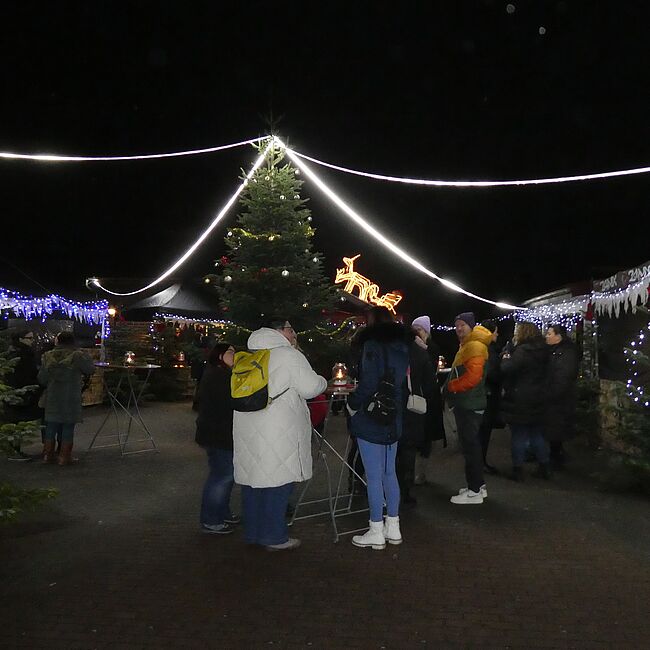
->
[43,440,57,464]
[57,442,74,466]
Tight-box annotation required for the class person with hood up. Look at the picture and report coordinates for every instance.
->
[443,312,492,504]
[232,317,327,551]
[346,307,410,550]
[500,321,550,480]
[544,323,579,469]
[38,331,95,465]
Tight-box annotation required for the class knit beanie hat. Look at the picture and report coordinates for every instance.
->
[411,315,431,335]
[454,312,476,329]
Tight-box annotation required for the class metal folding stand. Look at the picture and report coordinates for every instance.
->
[87,363,160,456]
[289,391,369,543]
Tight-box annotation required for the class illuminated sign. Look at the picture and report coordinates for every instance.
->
[334,254,403,314]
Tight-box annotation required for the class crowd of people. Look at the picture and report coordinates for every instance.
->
[194,307,579,551]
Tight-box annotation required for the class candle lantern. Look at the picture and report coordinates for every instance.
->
[331,362,348,385]
[437,355,447,371]
[124,351,136,365]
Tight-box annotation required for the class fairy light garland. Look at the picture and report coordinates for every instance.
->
[0,287,108,325]
[624,321,650,408]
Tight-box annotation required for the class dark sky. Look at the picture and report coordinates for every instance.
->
[1,1,649,324]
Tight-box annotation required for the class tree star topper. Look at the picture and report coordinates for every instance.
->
[334,254,403,314]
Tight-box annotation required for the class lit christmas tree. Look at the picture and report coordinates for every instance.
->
[209,143,334,330]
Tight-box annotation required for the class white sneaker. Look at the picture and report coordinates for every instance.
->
[383,515,402,545]
[265,537,301,551]
[450,489,484,505]
[352,520,386,550]
[458,484,488,499]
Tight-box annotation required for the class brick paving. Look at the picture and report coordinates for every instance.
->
[1,401,649,649]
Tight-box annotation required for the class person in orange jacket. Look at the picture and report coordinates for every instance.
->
[443,312,493,504]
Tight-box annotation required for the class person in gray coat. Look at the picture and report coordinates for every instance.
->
[38,331,95,465]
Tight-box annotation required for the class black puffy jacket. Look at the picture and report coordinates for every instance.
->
[500,337,549,425]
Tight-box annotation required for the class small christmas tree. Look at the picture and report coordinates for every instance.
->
[0,339,57,522]
[209,143,334,331]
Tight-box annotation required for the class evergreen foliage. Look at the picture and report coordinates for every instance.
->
[0,338,57,523]
[209,144,334,330]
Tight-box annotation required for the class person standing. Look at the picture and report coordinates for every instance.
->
[544,324,579,469]
[444,312,492,504]
[38,331,95,465]
[411,316,446,484]
[397,328,434,507]
[477,320,503,474]
[195,342,240,535]
[346,307,410,550]
[6,330,42,461]
[500,321,550,480]
[232,318,327,551]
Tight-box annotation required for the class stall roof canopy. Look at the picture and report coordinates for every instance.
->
[123,281,221,320]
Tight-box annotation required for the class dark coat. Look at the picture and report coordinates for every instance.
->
[195,364,234,450]
[347,322,410,445]
[422,337,446,444]
[483,342,504,428]
[38,347,95,424]
[401,341,435,447]
[545,338,579,442]
[500,336,549,426]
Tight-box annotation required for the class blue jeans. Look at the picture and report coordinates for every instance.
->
[511,424,549,467]
[356,438,400,522]
[241,483,293,546]
[200,448,235,527]
[44,422,75,443]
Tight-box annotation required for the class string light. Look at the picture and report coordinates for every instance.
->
[288,148,650,187]
[0,137,265,162]
[279,140,522,310]
[624,321,650,408]
[0,287,108,325]
[153,312,233,326]
[90,139,275,296]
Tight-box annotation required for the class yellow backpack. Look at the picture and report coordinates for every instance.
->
[230,349,288,412]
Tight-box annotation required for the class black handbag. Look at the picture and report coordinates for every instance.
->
[365,346,397,425]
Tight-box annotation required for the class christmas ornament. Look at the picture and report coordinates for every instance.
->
[224,275,232,283]
[282,269,289,277]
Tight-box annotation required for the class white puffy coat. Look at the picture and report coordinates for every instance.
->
[233,328,327,488]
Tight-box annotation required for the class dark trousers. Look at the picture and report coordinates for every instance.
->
[453,407,485,492]
[478,419,492,464]
[396,442,417,494]
[241,483,293,546]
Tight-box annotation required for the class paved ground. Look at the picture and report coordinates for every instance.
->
[1,401,649,649]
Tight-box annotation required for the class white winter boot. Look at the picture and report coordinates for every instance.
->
[352,520,386,550]
[383,515,403,545]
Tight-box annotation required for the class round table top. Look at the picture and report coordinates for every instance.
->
[94,361,161,370]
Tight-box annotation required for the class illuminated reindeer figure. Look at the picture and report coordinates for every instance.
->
[366,284,403,315]
[335,253,404,314]
[335,254,372,298]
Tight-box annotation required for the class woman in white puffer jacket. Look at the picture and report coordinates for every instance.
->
[233,318,327,551]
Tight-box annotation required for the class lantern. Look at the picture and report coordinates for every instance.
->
[331,362,348,385]
[124,351,136,365]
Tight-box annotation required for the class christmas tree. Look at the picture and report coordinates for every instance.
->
[209,143,334,330]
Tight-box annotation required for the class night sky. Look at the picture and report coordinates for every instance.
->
[1,2,649,325]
